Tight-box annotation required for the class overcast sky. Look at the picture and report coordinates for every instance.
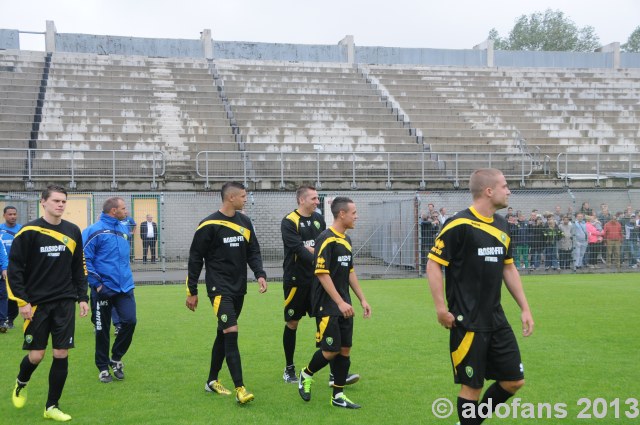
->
[2,0,638,51]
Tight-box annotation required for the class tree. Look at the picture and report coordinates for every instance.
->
[488,9,600,52]
[622,26,640,52]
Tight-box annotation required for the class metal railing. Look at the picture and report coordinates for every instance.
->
[196,150,534,189]
[0,148,165,189]
[557,152,640,187]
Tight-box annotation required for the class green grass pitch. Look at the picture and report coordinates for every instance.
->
[1,274,638,424]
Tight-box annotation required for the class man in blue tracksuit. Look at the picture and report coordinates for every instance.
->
[83,197,136,383]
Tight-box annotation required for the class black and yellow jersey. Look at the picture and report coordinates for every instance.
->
[428,206,513,331]
[281,209,325,288]
[312,227,354,316]
[186,210,266,298]
[7,217,88,307]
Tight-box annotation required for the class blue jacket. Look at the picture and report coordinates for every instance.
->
[0,240,7,271]
[82,213,134,292]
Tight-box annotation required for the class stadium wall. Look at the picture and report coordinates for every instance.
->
[5,22,640,68]
[0,29,19,50]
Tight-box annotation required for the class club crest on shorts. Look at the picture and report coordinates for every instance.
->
[325,337,334,346]
[465,366,474,378]
[287,308,295,317]
[221,314,228,323]
[25,335,33,344]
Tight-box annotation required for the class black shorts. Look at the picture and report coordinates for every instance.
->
[315,315,353,352]
[209,295,244,331]
[283,284,312,322]
[23,299,77,351]
[450,324,524,389]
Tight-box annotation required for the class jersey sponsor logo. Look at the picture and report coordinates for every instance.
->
[223,235,244,247]
[338,255,351,267]
[477,247,504,256]
[40,244,67,256]
[303,239,315,247]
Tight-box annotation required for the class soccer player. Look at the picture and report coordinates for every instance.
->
[185,181,267,404]
[426,168,534,425]
[281,186,360,386]
[7,185,89,422]
[83,197,137,383]
[297,197,371,409]
[1,205,22,330]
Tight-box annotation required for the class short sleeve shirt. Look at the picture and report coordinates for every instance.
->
[427,206,513,331]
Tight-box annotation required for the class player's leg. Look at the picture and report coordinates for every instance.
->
[330,317,360,408]
[110,289,137,380]
[13,303,52,409]
[283,285,309,383]
[94,289,113,382]
[298,316,338,402]
[43,300,77,421]
[450,327,488,424]
[204,295,230,395]
[478,325,526,424]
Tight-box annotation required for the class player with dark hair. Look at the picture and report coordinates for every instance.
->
[186,181,267,404]
[1,205,22,331]
[427,168,534,425]
[281,185,326,382]
[7,185,89,422]
[83,196,137,383]
[297,196,371,409]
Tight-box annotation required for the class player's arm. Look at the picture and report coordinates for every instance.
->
[317,273,354,318]
[281,218,314,262]
[426,258,455,329]
[81,228,104,290]
[348,270,371,318]
[0,242,7,279]
[246,222,267,293]
[185,224,211,310]
[6,229,30,308]
[503,262,534,337]
[71,229,89,305]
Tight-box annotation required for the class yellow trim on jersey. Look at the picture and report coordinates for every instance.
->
[284,287,297,307]
[212,295,222,315]
[504,258,514,265]
[6,278,27,307]
[197,220,251,242]
[451,331,475,373]
[285,210,301,230]
[438,218,510,250]
[317,237,352,258]
[16,225,78,254]
[427,253,449,267]
[23,305,38,333]
[315,316,329,344]
[185,277,192,296]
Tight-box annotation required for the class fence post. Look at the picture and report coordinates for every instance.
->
[315,151,321,189]
[386,152,392,189]
[420,150,425,190]
[628,155,633,187]
[520,151,526,188]
[280,153,285,189]
[151,152,158,190]
[351,153,357,189]
[453,152,459,189]
[596,151,601,187]
[111,150,117,189]
[243,151,248,188]
[69,148,76,189]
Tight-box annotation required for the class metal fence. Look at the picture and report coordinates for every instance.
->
[2,188,639,284]
[2,148,640,189]
[0,148,165,188]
